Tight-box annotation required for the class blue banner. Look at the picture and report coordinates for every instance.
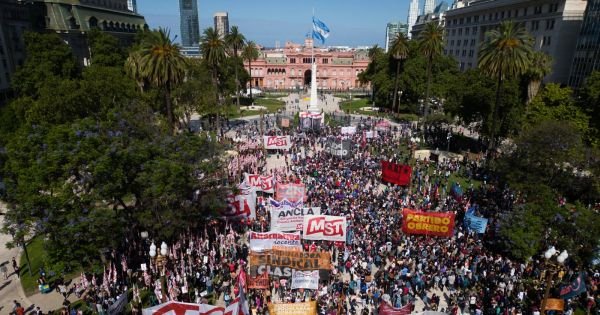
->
[560,272,587,300]
[465,213,488,233]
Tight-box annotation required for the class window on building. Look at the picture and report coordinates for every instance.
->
[290,58,296,63]
[546,19,555,30]
[459,18,464,25]
[530,20,540,31]
[472,27,477,35]
[508,10,511,18]
[544,36,552,46]
[465,28,470,35]
[470,39,476,46]
[462,50,466,57]
[464,40,468,46]
[549,3,559,12]
[467,62,472,68]
[448,49,453,55]
[322,58,328,64]
[501,11,505,19]
[451,29,456,36]
[456,40,461,46]
[488,13,492,20]
[523,7,528,16]
[458,28,463,36]
[495,12,498,20]
[460,62,465,71]
[534,5,542,14]
[468,50,474,57]
[466,17,471,23]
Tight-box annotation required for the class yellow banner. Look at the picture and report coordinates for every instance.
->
[268,301,317,315]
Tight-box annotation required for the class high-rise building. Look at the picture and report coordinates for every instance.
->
[385,22,409,52]
[569,0,600,87]
[442,0,587,84]
[424,0,437,15]
[214,12,229,38]
[180,0,200,47]
[127,0,137,13]
[407,0,420,39]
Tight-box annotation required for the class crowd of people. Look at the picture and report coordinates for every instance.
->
[24,114,598,315]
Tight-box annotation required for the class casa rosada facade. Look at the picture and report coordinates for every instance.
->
[245,39,370,90]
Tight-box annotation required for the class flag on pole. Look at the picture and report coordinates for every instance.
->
[312,17,330,44]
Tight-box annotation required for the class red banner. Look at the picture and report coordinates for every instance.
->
[378,302,412,315]
[248,273,270,289]
[381,161,412,186]
[275,183,306,203]
[402,209,455,237]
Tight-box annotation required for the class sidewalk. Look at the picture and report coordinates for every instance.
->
[0,204,32,314]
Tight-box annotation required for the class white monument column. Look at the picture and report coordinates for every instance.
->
[309,62,319,113]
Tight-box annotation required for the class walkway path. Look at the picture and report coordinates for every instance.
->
[0,203,30,314]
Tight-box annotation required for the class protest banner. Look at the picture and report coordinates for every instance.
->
[248,231,302,252]
[224,186,256,219]
[249,249,331,279]
[267,301,317,315]
[247,273,270,289]
[291,270,319,290]
[245,174,275,193]
[324,139,352,159]
[302,215,347,242]
[341,126,356,135]
[559,272,587,299]
[401,209,455,237]
[381,161,412,186]
[264,136,292,150]
[269,198,303,209]
[275,183,306,203]
[464,210,488,234]
[271,207,321,232]
[142,300,243,315]
[378,302,412,315]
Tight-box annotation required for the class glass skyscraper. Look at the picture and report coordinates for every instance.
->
[569,0,600,87]
[179,0,200,47]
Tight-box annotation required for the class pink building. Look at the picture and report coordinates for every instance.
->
[246,38,370,90]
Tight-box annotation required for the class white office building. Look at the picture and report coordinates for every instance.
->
[444,0,587,83]
[407,0,420,39]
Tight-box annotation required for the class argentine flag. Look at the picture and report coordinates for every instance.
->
[312,17,330,44]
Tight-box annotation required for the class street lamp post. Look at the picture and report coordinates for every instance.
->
[540,246,569,314]
[397,91,403,114]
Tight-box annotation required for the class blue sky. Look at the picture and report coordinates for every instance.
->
[138,0,412,47]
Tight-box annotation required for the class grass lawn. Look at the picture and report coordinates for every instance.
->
[340,98,370,113]
[226,97,286,118]
[19,236,80,296]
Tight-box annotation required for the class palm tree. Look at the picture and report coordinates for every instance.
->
[418,22,445,116]
[225,26,246,110]
[133,28,186,129]
[366,45,383,105]
[125,50,145,93]
[478,20,533,151]
[390,33,410,113]
[200,27,227,135]
[523,51,552,104]
[241,41,259,102]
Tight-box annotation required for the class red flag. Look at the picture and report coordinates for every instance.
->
[378,302,412,315]
[381,161,412,186]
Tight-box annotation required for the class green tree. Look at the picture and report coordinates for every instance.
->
[225,26,246,110]
[523,51,552,105]
[478,21,533,151]
[242,41,259,101]
[200,27,227,134]
[390,33,410,113]
[11,32,78,97]
[133,28,187,130]
[579,71,600,146]
[525,84,590,136]
[418,22,444,116]
[87,29,126,67]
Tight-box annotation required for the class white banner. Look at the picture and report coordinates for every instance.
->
[142,299,243,315]
[341,126,356,135]
[225,184,256,219]
[271,207,321,232]
[364,131,378,139]
[269,197,303,209]
[249,231,302,252]
[291,270,320,290]
[245,174,275,193]
[264,136,292,150]
[302,215,347,242]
